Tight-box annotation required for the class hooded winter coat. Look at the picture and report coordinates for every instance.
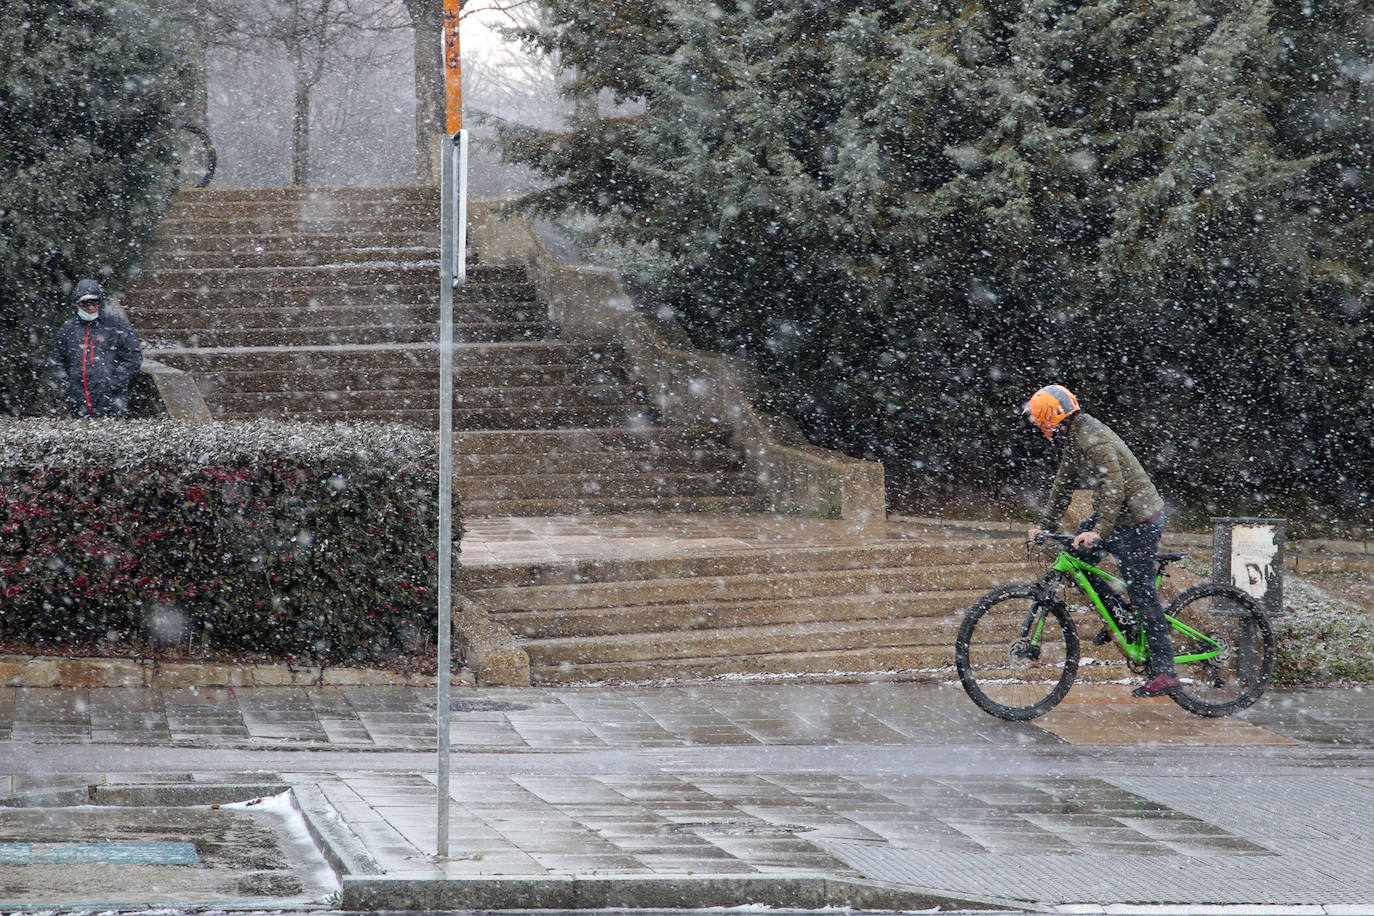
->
[48,309,143,418]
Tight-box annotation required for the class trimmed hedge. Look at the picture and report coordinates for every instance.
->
[0,419,457,665]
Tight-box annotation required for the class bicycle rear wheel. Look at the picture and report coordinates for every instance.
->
[955,584,1080,721]
[1166,583,1274,717]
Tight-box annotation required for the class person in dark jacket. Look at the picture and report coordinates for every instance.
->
[48,279,143,418]
[1023,384,1180,698]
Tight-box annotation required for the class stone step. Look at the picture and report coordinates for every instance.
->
[141,263,441,289]
[525,616,961,670]
[202,404,661,430]
[168,188,437,214]
[134,302,547,332]
[174,185,438,205]
[461,495,768,517]
[126,282,532,309]
[445,341,631,367]
[150,343,438,373]
[144,321,556,349]
[530,639,1141,685]
[151,231,440,254]
[203,383,650,415]
[146,246,440,271]
[149,341,616,372]
[168,364,622,394]
[459,471,760,503]
[161,207,439,228]
[450,426,734,455]
[155,214,436,235]
[529,644,957,684]
[499,588,990,640]
[470,559,1034,612]
[456,449,746,477]
[145,259,518,287]
[463,539,1025,590]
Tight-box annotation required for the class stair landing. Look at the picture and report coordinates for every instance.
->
[460,513,1010,566]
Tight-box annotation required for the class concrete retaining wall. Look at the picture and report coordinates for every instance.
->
[141,358,213,421]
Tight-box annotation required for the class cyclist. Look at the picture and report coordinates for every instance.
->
[1022,384,1180,698]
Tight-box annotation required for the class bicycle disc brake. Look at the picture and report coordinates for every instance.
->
[1008,637,1041,665]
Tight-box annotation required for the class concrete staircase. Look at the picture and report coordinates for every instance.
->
[130,187,766,516]
[461,527,1208,686]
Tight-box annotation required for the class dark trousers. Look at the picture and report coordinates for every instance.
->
[1104,514,1172,676]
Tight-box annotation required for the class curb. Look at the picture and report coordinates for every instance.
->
[337,873,1039,912]
[0,654,438,689]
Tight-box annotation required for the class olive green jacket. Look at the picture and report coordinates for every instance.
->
[1039,412,1164,539]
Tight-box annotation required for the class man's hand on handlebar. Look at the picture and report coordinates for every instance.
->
[1027,529,1103,554]
[1072,530,1102,550]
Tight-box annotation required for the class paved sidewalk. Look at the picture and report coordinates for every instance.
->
[3,680,1374,912]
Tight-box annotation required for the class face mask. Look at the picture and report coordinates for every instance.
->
[77,305,99,321]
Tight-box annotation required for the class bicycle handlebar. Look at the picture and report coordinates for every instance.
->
[1030,531,1109,562]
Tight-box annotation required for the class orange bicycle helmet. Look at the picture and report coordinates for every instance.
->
[1024,384,1079,440]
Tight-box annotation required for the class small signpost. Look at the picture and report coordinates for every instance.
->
[436,0,467,861]
[1212,517,1285,620]
[1212,517,1284,684]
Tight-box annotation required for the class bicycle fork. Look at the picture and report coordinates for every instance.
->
[1013,597,1059,663]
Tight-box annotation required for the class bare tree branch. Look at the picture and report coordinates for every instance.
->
[155,0,407,184]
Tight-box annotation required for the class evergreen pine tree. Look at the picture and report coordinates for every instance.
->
[501,0,1358,511]
[1265,0,1374,508]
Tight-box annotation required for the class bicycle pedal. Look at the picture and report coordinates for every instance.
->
[1092,627,1112,646]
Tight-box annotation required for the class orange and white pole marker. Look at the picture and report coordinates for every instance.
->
[443,0,462,135]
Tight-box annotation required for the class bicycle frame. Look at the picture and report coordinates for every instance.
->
[1046,550,1224,668]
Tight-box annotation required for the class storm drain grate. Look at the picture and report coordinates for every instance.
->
[0,841,200,865]
[668,821,814,837]
[450,700,532,713]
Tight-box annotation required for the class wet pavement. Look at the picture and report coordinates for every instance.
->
[2,679,1373,912]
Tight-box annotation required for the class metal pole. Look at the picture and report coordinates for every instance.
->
[435,133,456,859]
[456,130,468,283]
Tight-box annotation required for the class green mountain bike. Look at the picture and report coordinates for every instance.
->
[955,532,1274,720]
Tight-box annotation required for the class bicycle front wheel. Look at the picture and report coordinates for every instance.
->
[955,585,1080,721]
[1166,583,1274,717]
